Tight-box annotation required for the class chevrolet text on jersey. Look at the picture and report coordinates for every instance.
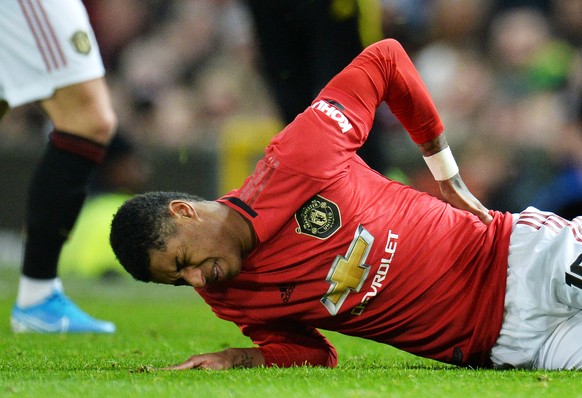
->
[311,99,353,133]
[352,230,399,316]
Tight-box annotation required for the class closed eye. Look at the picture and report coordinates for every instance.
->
[173,278,188,286]
[173,257,187,286]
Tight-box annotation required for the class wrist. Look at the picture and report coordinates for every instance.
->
[423,146,459,181]
[226,348,262,368]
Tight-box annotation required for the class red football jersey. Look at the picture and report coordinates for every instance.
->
[202,39,514,368]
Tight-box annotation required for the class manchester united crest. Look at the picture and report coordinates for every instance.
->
[295,195,341,239]
[70,31,92,55]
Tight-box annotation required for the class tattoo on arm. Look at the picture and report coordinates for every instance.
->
[418,133,448,157]
[233,350,254,368]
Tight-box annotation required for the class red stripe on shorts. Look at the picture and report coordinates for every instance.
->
[35,0,67,67]
[570,217,582,243]
[18,0,67,72]
[517,209,582,242]
[517,211,567,234]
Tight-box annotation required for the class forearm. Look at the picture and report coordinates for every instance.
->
[417,133,449,157]
[223,347,265,368]
[418,134,492,224]
[419,133,459,181]
[162,347,265,370]
[162,343,336,371]
[242,323,338,368]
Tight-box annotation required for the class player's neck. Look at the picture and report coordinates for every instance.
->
[222,205,257,258]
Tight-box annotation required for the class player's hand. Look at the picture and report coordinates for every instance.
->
[417,133,491,224]
[438,174,493,225]
[159,348,264,371]
[160,351,234,371]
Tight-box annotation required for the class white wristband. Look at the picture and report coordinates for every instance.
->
[423,146,459,181]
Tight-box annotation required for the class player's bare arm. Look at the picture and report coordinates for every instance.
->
[161,348,265,371]
[419,133,492,225]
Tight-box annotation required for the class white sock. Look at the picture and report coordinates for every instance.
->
[16,276,62,308]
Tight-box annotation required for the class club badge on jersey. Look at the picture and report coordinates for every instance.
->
[295,195,342,239]
[70,31,91,55]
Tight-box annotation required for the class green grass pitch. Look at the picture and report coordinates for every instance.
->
[0,265,580,398]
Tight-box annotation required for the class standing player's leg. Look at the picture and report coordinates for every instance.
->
[11,78,117,334]
[0,0,117,333]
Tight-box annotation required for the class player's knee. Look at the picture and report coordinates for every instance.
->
[98,109,118,140]
[85,108,118,144]
[50,106,117,144]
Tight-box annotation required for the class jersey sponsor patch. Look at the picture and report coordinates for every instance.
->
[70,31,92,55]
[311,99,353,133]
[295,195,341,239]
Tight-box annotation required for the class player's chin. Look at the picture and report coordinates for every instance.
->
[220,258,242,282]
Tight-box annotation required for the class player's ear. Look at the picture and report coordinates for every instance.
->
[169,200,197,219]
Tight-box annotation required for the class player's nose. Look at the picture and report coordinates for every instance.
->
[181,266,206,288]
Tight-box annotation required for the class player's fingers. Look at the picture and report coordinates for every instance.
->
[158,357,202,370]
[470,198,493,225]
[476,208,493,225]
[157,364,191,371]
[442,179,492,225]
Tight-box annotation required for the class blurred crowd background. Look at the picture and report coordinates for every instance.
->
[1,0,581,274]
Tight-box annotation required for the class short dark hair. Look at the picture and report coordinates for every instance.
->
[109,191,203,282]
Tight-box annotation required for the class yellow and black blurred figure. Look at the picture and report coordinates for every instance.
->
[243,0,389,174]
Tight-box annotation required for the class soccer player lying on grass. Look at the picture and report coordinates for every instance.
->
[110,39,582,371]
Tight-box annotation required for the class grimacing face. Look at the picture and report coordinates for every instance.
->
[147,200,244,288]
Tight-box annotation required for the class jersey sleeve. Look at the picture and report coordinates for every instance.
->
[269,38,444,178]
[322,38,444,144]
[239,321,338,368]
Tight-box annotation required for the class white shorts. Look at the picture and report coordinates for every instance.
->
[0,0,105,107]
[490,207,582,370]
